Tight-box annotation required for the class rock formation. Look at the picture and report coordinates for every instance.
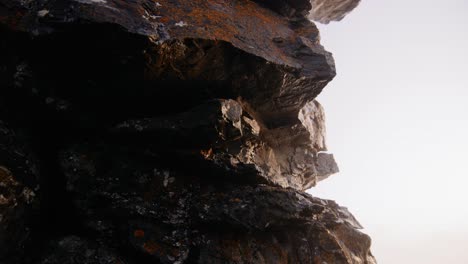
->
[309,0,361,24]
[0,0,375,263]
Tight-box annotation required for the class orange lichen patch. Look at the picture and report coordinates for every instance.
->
[134,229,145,238]
[230,197,242,203]
[159,16,170,23]
[150,0,308,67]
[200,148,213,159]
[141,239,179,258]
[2,0,326,80]
[143,241,161,255]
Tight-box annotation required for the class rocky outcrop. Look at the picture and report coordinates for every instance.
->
[111,99,337,190]
[0,0,372,263]
[0,0,339,189]
[40,236,128,264]
[60,143,372,263]
[309,0,361,24]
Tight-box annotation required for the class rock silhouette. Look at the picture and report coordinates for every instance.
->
[0,0,375,263]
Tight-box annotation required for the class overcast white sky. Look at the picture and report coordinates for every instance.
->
[310,1,468,263]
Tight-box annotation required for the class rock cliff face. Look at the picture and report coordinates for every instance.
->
[309,0,361,24]
[0,0,375,263]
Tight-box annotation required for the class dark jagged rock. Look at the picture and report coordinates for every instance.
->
[0,0,340,188]
[0,0,335,128]
[0,0,374,263]
[59,145,375,263]
[112,99,337,190]
[0,122,39,263]
[309,0,361,24]
[41,236,130,264]
[195,186,376,264]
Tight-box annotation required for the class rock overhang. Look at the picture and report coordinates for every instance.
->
[0,0,341,190]
[0,0,335,128]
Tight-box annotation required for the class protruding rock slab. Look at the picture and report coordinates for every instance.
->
[0,0,334,127]
[0,0,340,190]
[309,0,361,24]
[196,186,376,264]
[112,99,338,190]
[59,146,375,263]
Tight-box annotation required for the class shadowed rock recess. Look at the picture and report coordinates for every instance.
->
[0,0,375,263]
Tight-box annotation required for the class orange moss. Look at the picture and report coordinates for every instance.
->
[230,197,242,203]
[151,0,302,65]
[134,229,145,238]
[143,241,161,255]
[200,148,213,159]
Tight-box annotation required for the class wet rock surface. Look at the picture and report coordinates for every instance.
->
[0,0,336,128]
[0,0,373,263]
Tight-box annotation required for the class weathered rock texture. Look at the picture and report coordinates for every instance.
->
[0,122,39,263]
[0,0,373,263]
[309,0,361,24]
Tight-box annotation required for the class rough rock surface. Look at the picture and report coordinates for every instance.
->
[40,236,130,264]
[0,0,336,128]
[60,145,374,263]
[112,99,337,190]
[0,122,39,264]
[0,0,339,189]
[0,0,373,263]
[309,0,361,24]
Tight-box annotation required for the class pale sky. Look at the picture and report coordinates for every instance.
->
[310,1,468,263]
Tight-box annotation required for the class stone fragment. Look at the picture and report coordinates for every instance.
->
[0,0,373,262]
